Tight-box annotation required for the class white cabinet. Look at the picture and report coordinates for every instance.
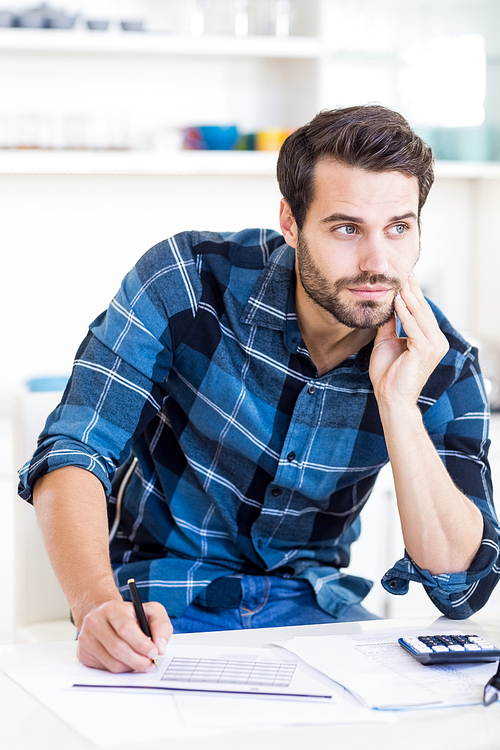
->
[0,1,324,153]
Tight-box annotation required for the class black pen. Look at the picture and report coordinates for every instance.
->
[127,578,157,668]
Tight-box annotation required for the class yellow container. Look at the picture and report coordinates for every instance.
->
[255,129,293,151]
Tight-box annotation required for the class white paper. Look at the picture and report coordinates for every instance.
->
[173,690,393,732]
[6,663,189,747]
[277,629,499,710]
[71,644,336,700]
[5,650,390,749]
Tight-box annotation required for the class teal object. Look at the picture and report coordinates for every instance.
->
[27,376,69,392]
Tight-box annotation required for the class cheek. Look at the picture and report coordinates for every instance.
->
[393,245,420,277]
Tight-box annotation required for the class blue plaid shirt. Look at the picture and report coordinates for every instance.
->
[19,229,499,619]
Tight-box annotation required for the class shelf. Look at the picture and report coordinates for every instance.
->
[0,27,321,59]
[2,151,500,178]
[0,149,280,176]
[434,161,500,179]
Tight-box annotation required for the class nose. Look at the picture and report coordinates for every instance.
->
[357,233,389,275]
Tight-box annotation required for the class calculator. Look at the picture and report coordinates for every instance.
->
[398,634,500,665]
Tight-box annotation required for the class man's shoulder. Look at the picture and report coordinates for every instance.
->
[124,228,288,326]
[190,228,286,270]
[141,228,285,270]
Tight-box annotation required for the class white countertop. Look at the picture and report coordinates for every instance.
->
[2,615,500,750]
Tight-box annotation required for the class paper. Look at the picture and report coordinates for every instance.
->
[6,663,190,747]
[172,690,393,733]
[277,629,499,710]
[71,644,336,699]
[5,649,390,748]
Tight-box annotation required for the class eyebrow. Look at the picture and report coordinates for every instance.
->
[321,211,418,225]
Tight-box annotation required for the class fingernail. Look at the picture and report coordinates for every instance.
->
[157,637,168,655]
[147,647,158,660]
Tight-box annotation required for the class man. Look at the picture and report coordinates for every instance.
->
[19,105,499,674]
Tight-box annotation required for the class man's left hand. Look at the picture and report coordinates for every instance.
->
[369,274,449,409]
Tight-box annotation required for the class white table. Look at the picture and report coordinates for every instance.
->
[3,614,500,750]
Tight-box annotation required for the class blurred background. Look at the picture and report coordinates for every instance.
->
[1,0,500,642]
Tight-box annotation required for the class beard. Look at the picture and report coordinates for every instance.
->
[295,232,403,330]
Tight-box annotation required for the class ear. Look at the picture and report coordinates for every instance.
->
[279,199,298,248]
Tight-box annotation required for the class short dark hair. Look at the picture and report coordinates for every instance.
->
[277,105,434,230]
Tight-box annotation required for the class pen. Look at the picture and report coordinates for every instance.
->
[484,661,500,706]
[127,578,157,668]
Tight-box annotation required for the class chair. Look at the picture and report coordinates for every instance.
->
[12,390,77,642]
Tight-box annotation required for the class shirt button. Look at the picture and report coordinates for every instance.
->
[307,384,316,395]
[388,579,399,590]
[271,488,282,497]
[257,539,263,549]
[286,452,296,462]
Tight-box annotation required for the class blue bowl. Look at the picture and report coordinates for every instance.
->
[199,126,239,150]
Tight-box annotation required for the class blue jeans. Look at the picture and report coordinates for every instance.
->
[171,575,380,634]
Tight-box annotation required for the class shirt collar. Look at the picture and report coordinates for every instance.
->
[241,242,297,331]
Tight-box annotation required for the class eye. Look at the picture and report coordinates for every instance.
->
[336,224,357,235]
[388,223,408,235]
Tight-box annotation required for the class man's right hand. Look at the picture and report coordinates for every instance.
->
[76,599,173,673]
[32,466,174,672]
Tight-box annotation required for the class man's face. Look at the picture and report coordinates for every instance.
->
[290,159,421,330]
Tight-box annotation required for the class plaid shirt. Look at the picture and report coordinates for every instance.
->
[19,228,499,619]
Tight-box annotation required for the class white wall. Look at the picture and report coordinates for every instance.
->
[1,172,282,415]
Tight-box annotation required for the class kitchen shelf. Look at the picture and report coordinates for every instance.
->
[433,161,500,179]
[0,149,280,176]
[1,150,500,178]
[0,27,321,59]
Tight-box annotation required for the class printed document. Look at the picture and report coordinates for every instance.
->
[71,644,337,700]
[277,629,499,709]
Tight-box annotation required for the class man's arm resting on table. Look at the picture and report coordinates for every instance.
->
[32,465,173,672]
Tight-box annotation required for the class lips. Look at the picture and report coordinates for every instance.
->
[348,286,392,299]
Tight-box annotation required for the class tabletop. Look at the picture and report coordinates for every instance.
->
[3,614,500,750]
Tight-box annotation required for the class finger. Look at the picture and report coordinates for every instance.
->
[399,296,446,355]
[395,290,449,366]
[143,601,173,655]
[77,630,155,674]
[398,283,437,340]
[403,276,438,320]
[407,273,426,302]
[79,601,157,672]
[394,290,425,341]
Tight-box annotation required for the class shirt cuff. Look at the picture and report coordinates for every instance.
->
[382,515,499,597]
[18,438,115,503]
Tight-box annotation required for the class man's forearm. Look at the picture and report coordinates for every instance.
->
[379,402,484,576]
[32,465,122,631]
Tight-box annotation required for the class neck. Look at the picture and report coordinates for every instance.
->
[295,286,375,377]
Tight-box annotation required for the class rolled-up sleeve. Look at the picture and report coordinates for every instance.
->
[382,515,500,618]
